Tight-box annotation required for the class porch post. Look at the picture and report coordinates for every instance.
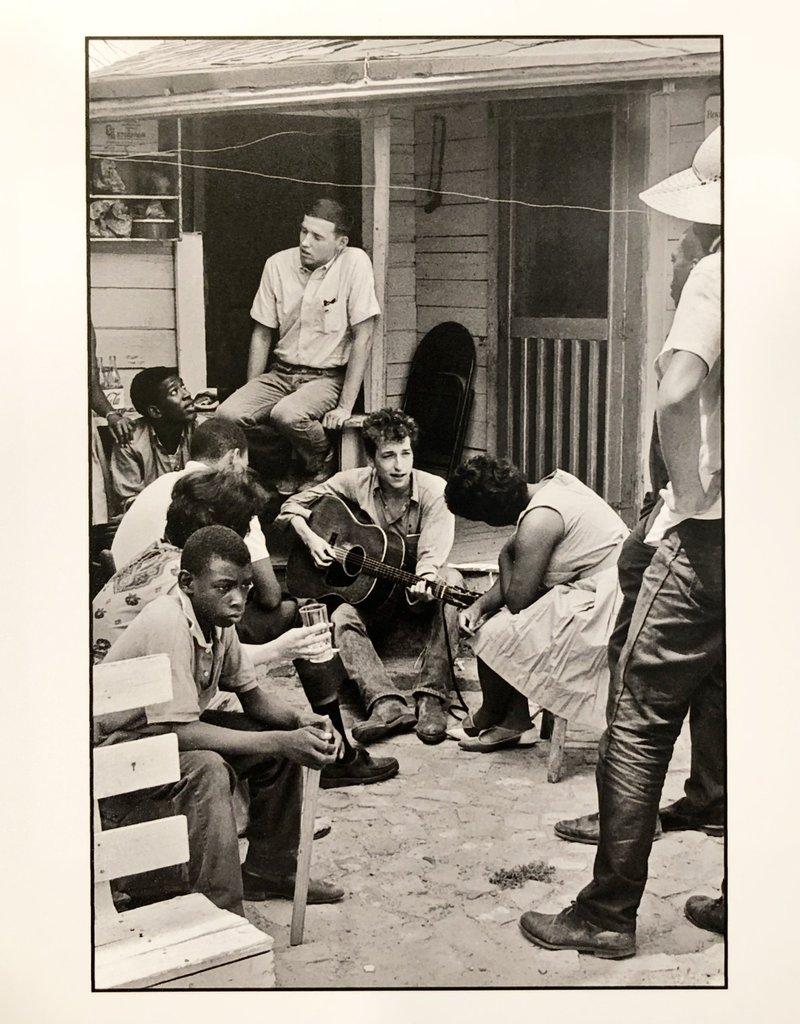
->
[362,108,391,411]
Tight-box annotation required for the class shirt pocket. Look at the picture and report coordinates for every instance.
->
[317,294,347,336]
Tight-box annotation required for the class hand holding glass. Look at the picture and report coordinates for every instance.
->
[298,602,336,663]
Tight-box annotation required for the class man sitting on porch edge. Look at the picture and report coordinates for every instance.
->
[218,197,381,494]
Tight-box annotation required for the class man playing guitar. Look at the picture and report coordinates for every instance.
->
[277,408,464,745]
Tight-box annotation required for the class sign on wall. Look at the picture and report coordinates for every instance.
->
[704,96,720,137]
[90,120,159,156]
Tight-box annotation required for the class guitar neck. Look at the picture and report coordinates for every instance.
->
[353,553,477,607]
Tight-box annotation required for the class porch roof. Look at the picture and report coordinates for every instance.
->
[89,36,720,119]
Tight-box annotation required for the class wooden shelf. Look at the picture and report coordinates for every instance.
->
[90,237,178,243]
[89,195,179,200]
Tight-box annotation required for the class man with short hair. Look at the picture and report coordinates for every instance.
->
[98,525,345,916]
[217,197,381,490]
[110,417,293,645]
[110,366,197,509]
[278,407,464,747]
[519,127,724,958]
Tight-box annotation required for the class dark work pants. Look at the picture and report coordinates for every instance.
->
[101,711,302,918]
[609,512,725,824]
[575,519,724,933]
[331,568,463,713]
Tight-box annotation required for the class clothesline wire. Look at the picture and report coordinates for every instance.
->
[89,153,645,216]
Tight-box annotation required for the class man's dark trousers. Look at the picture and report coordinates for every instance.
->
[575,517,724,933]
[608,509,725,826]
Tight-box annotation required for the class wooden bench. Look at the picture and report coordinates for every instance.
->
[93,653,276,989]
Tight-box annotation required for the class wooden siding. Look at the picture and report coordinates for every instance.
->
[90,243,177,405]
[410,102,493,461]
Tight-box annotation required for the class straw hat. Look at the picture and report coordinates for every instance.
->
[639,126,721,225]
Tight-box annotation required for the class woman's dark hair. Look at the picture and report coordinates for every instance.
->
[165,467,267,548]
[361,407,419,460]
[445,455,529,526]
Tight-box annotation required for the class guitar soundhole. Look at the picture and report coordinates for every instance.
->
[342,545,366,578]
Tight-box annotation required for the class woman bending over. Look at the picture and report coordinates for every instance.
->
[444,457,628,751]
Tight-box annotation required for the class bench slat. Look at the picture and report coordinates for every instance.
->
[93,654,172,716]
[95,815,189,881]
[94,733,180,799]
[94,894,273,989]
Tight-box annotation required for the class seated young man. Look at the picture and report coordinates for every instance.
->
[97,525,344,916]
[110,366,197,510]
[111,417,295,646]
[217,197,380,492]
[277,408,464,745]
[94,467,399,789]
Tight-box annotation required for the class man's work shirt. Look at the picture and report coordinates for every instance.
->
[250,247,381,368]
[110,417,194,510]
[646,251,721,544]
[97,589,259,744]
[110,460,270,568]
[277,467,455,580]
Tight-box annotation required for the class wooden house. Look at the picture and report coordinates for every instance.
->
[89,36,720,523]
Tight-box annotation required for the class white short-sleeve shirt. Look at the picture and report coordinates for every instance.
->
[250,246,381,368]
[646,252,721,544]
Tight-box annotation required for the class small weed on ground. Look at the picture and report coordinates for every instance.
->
[489,861,556,889]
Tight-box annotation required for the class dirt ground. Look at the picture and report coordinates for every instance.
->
[242,672,725,989]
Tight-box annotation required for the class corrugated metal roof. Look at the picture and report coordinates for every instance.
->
[89,36,720,115]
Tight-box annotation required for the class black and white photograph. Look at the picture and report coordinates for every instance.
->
[86,35,724,990]
[3,6,798,1018]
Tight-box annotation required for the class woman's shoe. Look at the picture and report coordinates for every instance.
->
[458,726,539,752]
[446,712,479,741]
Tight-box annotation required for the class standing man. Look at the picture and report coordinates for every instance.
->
[218,198,381,492]
[519,127,723,958]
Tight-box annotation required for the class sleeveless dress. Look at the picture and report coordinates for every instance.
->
[470,470,629,726]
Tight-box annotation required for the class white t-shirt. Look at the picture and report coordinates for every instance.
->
[110,459,269,568]
[646,252,721,545]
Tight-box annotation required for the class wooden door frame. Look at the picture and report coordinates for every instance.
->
[494,91,648,522]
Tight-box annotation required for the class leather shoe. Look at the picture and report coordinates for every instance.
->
[660,799,724,837]
[519,904,636,959]
[684,894,725,935]
[554,810,662,845]
[351,698,416,744]
[241,870,344,904]
[319,746,399,789]
[415,695,448,745]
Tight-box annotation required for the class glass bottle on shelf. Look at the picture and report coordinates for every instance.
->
[102,356,124,410]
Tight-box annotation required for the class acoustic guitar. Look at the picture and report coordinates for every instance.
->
[286,494,480,613]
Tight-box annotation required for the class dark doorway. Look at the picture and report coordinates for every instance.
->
[187,111,362,393]
[496,94,645,521]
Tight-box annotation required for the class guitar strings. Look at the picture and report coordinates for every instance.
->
[326,544,479,598]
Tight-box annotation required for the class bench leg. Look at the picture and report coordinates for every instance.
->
[290,767,321,946]
[547,715,568,783]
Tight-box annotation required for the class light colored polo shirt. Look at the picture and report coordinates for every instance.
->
[250,246,381,368]
[98,589,259,742]
[277,467,455,580]
[646,251,721,544]
[111,460,269,567]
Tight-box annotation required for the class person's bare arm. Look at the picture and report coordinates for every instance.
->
[657,350,719,514]
[322,318,375,429]
[246,323,277,380]
[90,326,134,446]
[500,509,564,614]
[250,556,282,610]
[171,719,337,768]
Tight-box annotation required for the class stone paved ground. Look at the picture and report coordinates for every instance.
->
[242,672,725,989]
